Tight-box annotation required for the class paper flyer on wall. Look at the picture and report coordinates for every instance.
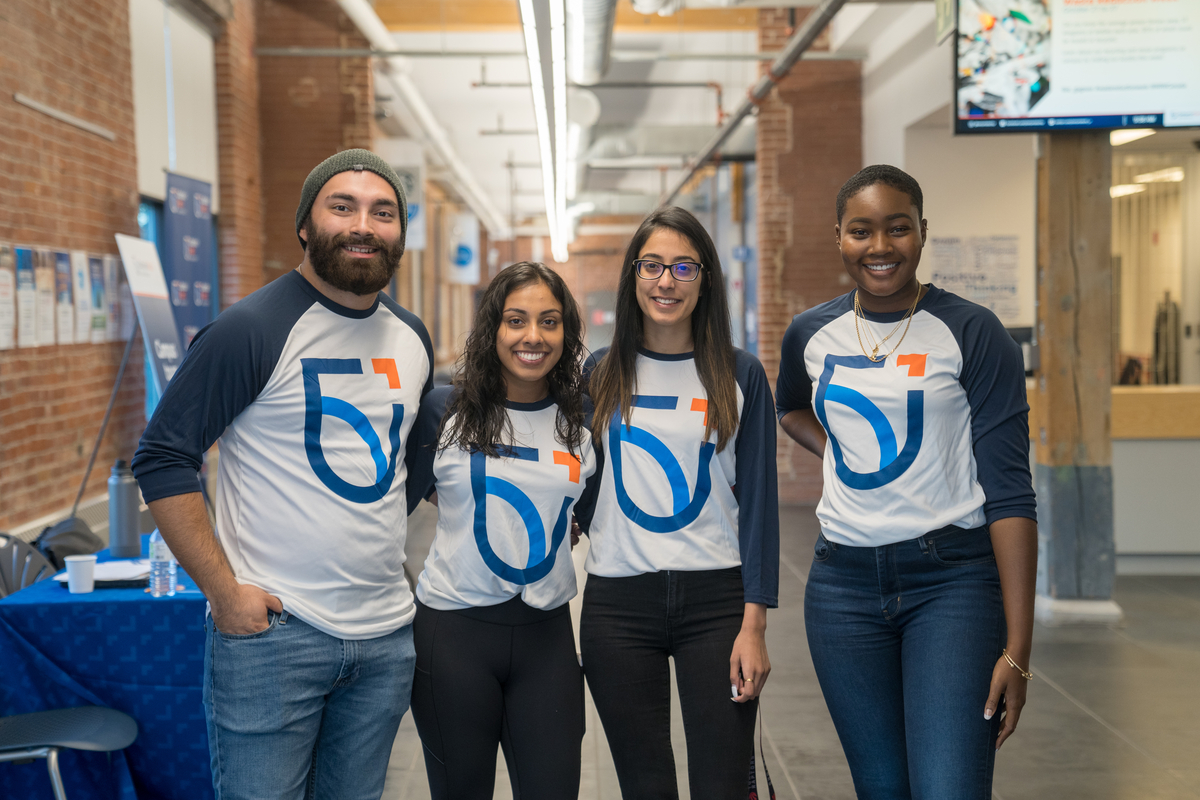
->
[34,247,56,346]
[88,255,107,344]
[929,236,1021,323]
[103,254,120,341]
[71,250,92,343]
[0,244,15,350]
[54,251,74,345]
[15,246,37,348]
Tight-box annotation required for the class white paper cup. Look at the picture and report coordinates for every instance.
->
[64,554,98,594]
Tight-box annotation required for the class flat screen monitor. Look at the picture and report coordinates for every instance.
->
[955,0,1200,133]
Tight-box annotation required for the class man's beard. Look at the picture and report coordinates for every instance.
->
[306,225,403,296]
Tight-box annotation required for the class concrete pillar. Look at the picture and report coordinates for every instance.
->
[1032,131,1123,626]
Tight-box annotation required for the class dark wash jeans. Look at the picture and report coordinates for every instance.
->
[805,526,1006,800]
[580,567,757,800]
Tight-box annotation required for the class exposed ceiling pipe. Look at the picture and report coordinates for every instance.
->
[568,0,619,86]
[661,0,850,205]
[334,0,512,239]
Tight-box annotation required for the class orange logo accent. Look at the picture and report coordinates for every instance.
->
[553,451,581,483]
[371,358,401,389]
[896,354,927,377]
[690,398,709,426]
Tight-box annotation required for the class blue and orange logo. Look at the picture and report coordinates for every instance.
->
[610,395,714,533]
[302,358,405,504]
[815,353,927,490]
[470,447,581,584]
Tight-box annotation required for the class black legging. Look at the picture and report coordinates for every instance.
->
[409,597,585,800]
[580,567,757,800]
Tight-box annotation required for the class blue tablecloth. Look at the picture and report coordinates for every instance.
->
[0,535,212,800]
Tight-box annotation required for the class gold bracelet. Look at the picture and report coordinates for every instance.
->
[1002,649,1033,681]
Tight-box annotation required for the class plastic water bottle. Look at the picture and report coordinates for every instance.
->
[149,530,176,598]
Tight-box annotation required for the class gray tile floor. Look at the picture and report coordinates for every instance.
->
[386,504,1200,799]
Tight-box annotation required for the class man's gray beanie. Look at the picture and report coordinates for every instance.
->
[295,148,408,249]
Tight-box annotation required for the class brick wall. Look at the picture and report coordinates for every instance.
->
[0,0,145,531]
[215,0,265,306]
[757,9,861,503]
[257,0,374,282]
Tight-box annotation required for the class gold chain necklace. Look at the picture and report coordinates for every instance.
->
[854,285,923,363]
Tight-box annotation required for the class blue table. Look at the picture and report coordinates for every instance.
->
[0,536,212,800]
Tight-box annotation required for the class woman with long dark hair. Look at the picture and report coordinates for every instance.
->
[405,261,595,800]
[575,206,780,798]
[775,165,1037,798]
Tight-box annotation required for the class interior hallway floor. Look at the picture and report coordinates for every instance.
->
[383,504,1200,800]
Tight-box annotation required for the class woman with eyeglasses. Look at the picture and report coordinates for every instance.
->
[574,206,779,799]
[405,262,596,800]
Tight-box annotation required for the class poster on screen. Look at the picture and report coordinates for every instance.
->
[0,244,15,351]
[956,0,1200,131]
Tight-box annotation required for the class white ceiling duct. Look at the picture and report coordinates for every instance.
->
[335,0,511,239]
[567,0,618,86]
[631,0,682,15]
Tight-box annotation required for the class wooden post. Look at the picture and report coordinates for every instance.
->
[1032,131,1123,625]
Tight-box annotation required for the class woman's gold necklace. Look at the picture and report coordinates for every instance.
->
[854,284,923,363]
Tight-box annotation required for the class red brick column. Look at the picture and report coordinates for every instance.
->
[215,0,265,306]
[0,0,145,529]
[257,0,374,283]
[757,9,862,504]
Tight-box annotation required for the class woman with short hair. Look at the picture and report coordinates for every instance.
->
[776,164,1038,799]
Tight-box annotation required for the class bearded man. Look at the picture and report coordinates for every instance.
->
[133,150,433,800]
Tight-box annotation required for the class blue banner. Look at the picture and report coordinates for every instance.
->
[162,173,215,349]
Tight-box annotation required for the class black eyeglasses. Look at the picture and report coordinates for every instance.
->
[634,259,704,282]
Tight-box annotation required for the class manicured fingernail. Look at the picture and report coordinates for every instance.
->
[984,708,994,720]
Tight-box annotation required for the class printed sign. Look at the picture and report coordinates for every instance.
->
[116,234,184,395]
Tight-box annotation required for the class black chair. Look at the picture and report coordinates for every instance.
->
[0,706,138,800]
[0,533,56,599]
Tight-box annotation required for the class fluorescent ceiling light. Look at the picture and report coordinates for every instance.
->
[1110,129,1155,146]
[551,0,569,263]
[519,0,559,260]
[1110,184,1147,198]
[1134,167,1184,184]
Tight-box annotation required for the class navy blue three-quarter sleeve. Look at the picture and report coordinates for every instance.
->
[734,350,780,608]
[951,306,1037,525]
[775,317,814,420]
[131,287,306,503]
[405,385,453,515]
[775,296,851,421]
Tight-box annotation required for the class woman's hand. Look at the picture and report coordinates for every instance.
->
[988,517,1038,750]
[730,603,770,702]
[986,653,1029,750]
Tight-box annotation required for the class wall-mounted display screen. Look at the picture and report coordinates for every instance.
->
[955,0,1200,133]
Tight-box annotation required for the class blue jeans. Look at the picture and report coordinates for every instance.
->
[203,610,416,800]
[804,527,1005,800]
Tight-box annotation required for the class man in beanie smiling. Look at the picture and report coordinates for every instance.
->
[133,149,433,799]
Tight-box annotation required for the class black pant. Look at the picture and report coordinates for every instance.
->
[409,597,585,800]
[580,568,756,800]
